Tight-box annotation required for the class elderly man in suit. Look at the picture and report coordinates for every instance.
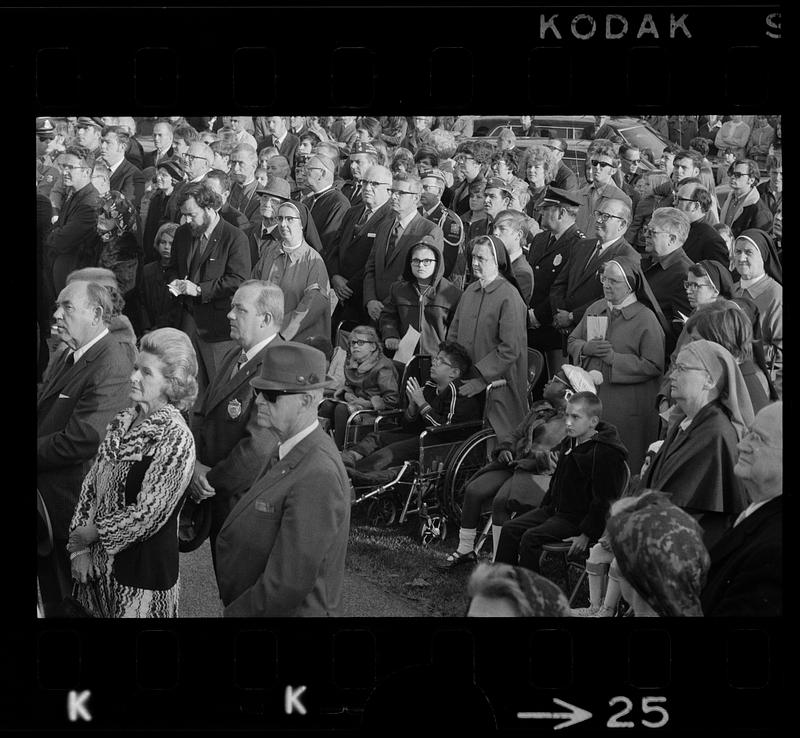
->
[526,186,585,374]
[701,401,782,616]
[550,197,640,341]
[227,144,261,223]
[327,164,394,327]
[674,181,731,265]
[45,145,102,298]
[191,280,283,574]
[170,181,251,396]
[215,342,351,616]
[364,172,444,321]
[37,280,135,616]
[99,126,145,207]
[575,140,632,238]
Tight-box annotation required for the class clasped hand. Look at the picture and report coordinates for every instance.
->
[581,339,614,363]
[405,376,426,408]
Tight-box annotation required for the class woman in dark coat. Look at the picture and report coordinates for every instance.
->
[142,158,186,264]
[446,235,529,446]
[380,240,462,357]
[640,339,754,549]
[567,256,668,472]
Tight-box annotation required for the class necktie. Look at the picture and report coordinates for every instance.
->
[356,207,371,228]
[189,234,207,278]
[584,243,602,273]
[231,350,248,378]
[351,181,362,203]
[386,219,402,256]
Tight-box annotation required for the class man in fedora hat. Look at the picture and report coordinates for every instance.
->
[215,342,351,616]
[190,280,284,573]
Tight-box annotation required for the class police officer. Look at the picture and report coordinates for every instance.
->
[419,168,464,278]
[526,186,585,376]
[36,117,61,200]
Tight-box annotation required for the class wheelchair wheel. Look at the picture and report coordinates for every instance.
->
[443,428,497,526]
[419,514,448,547]
[366,497,397,527]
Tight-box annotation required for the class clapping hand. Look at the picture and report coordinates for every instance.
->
[406,376,426,407]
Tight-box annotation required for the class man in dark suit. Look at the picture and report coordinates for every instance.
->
[215,343,350,616]
[419,169,464,277]
[675,181,731,265]
[170,182,251,397]
[340,141,378,206]
[701,402,782,616]
[37,280,135,616]
[526,187,584,373]
[227,144,261,223]
[363,172,444,321]
[100,126,145,207]
[550,197,641,339]
[44,146,102,297]
[303,154,351,258]
[543,138,579,192]
[191,280,283,575]
[255,116,300,171]
[143,119,175,169]
[575,140,632,238]
[327,164,394,327]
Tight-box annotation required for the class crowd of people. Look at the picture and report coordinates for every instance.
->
[36,114,782,618]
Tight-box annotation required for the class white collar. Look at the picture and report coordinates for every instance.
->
[739,273,766,290]
[107,157,124,175]
[397,210,417,230]
[72,328,109,363]
[606,293,637,312]
[279,420,319,460]
[243,333,278,363]
[734,498,773,526]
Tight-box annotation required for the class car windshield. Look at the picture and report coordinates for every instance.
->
[615,124,667,158]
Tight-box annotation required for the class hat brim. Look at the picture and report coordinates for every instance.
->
[250,374,337,391]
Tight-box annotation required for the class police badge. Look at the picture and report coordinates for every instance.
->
[227,398,242,419]
[553,253,563,266]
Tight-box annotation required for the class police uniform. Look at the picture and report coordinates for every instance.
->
[526,186,585,353]
[36,117,61,199]
[419,169,464,279]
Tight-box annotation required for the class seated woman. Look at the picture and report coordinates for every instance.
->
[731,228,782,397]
[567,256,668,473]
[342,341,480,476]
[466,562,570,617]
[67,328,197,618]
[606,490,711,617]
[380,241,462,357]
[640,339,754,548]
[684,300,772,413]
[446,235,529,449]
[319,325,399,449]
[443,364,602,568]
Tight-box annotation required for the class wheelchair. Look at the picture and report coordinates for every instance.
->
[349,348,546,548]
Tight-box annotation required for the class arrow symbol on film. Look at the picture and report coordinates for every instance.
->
[518,698,592,730]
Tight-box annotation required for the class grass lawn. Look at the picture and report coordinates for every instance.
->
[345,517,486,617]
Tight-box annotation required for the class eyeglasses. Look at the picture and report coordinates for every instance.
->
[349,339,375,348]
[593,210,625,224]
[683,281,714,291]
[411,258,436,267]
[257,388,307,403]
[431,355,454,368]
[59,163,88,172]
[421,184,442,192]
[184,153,210,164]
[622,157,641,165]
[729,171,750,180]
[552,374,574,400]
[229,159,248,167]
[544,144,564,153]
[589,159,614,169]
[642,226,671,237]
[276,215,301,223]
[599,274,627,286]
[455,156,475,163]
[672,363,706,374]
[306,166,326,175]
[363,180,390,189]
[673,196,697,205]
[389,189,418,197]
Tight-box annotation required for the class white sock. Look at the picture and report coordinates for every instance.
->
[457,527,477,555]
[491,524,503,562]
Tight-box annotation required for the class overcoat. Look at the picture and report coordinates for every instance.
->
[215,426,351,617]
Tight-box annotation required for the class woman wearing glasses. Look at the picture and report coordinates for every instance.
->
[567,256,667,473]
[379,241,462,357]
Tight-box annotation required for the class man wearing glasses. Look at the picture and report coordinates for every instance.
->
[718,159,773,237]
[618,143,642,210]
[419,169,464,277]
[451,141,490,215]
[640,207,694,355]
[673,181,731,265]
[544,138,578,192]
[215,342,350,617]
[228,144,261,222]
[183,141,214,184]
[364,172,443,321]
[575,140,631,238]
[44,146,103,297]
[326,165,394,327]
[550,197,639,340]
[302,154,351,258]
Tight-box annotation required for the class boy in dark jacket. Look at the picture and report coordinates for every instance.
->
[342,341,480,474]
[494,391,628,572]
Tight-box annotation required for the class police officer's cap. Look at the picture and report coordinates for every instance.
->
[348,141,378,157]
[484,176,514,196]
[541,185,582,209]
[421,168,447,187]
[36,117,56,138]
[75,116,105,130]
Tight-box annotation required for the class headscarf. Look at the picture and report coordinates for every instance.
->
[606,490,710,617]
[465,234,524,301]
[468,563,571,617]
[562,364,603,395]
[275,199,323,252]
[693,259,734,299]
[735,228,782,284]
[678,338,754,440]
[603,256,671,337]
[513,566,571,617]
[99,191,138,237]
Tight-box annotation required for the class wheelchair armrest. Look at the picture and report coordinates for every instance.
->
[373,409,404,432]
[419,420,484,447]
[346,408,378,426]
[487,378,508,390]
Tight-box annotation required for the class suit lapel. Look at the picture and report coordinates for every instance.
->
[38,335,109,404]
[191,220,223,280]
[709,496,782,563]
[388,215,421,267]
[204,343,270,413]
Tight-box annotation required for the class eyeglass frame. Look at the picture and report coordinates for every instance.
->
[389,188,419,197]
[183,152,211,164]
[410,257,436,267]
[683,280,715,291]
[362,179,391,189]
[593,209,626,224]
[256,388,309,403]
[349,338,375,348]
[642,225,673,237]
[588,158,615,169]
[431,355,454,368]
